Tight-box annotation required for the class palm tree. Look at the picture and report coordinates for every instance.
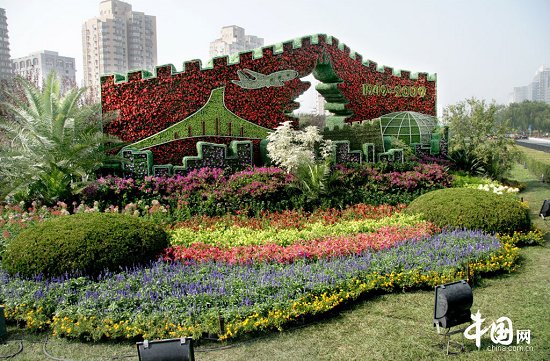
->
[0,72,121,205]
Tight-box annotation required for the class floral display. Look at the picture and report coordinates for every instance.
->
[172,203,404,230]
[0,202,71,257]
[168,214,427,247]
[163,223,438,264]
[80,163,450,216]
[82,167,297,216]
[328,162,452,203]
[497,229,545,247]
[266,121,333,173]
[0,230,517,341]
[101,34,436,164]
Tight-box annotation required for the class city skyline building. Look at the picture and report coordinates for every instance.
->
[513,66,550,105]
[0,8,12,81]
[209,25,263,58]
[82,0,157,98]
[316,93,328,116]
[12,50,76,92]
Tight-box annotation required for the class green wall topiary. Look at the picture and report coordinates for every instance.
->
[1,213,168,278]
[405,188,531,234]
[323,119,384,154]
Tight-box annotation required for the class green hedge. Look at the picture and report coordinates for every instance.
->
[405,188,531,234]
[323,119,384,154]
[1,213,168,278]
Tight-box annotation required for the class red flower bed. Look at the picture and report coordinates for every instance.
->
[170,203,405,231]
[163,222,438,264]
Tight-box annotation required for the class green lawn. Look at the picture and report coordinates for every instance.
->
[2,165,549,360]
[517,145,550,165]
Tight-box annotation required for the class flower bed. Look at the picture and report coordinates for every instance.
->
[169,214,427,247]
[81,163,451,217]
[82,167,299,217]
[0,230,518,342]
[164,223,438,264]
[172,203,403,230]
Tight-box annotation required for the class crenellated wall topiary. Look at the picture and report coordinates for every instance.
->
[101,33,437,166]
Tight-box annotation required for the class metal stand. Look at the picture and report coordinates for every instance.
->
[436,323,468,355]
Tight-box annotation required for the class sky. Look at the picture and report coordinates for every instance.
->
[1,0,549,116]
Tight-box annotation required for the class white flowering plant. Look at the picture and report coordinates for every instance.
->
[266,121,333,173]
[476,183,519,195]
[266,121,334,199]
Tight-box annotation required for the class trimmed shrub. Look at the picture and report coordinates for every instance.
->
[1,213,168,278]
[405,188,530,234]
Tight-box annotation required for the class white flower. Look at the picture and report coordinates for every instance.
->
[477,181,520,195]
[266,121,333,173]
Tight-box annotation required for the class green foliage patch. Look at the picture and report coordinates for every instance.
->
[405,188,531,234]
[1,213,168,278]
[518,145,550,182]
[0,72,121,205]
[323,119,384,155]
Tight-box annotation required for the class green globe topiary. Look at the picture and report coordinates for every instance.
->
[1,213,168,278]
[405,188,531,234]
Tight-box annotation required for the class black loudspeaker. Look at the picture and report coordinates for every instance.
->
[434,280,473,329]
[137,337,194,361]
[540,200,550,219]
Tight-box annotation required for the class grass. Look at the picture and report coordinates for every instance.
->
[2,166,549,361]
[517,145,550,182]
[517,146,550,165]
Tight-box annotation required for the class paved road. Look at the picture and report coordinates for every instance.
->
[516,137,550,153]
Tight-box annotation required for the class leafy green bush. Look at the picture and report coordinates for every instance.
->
[0,73,121,205]
[445,98,521,179]
[405,188,531,234]
[1,213,168,278]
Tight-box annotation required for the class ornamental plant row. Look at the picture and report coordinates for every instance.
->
[168,214,426,247]
[82,167,296,214]
[164,223,438,264]
[172,203,404,231]
[81,163,451,217]
[0,230,518,342]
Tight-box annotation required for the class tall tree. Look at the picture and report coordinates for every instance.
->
[0,72,121,204]
[444,98,520,179]
[498,101,550,133]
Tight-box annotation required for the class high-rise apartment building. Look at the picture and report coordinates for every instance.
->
[316,93,328,116]
[12,50,76,92]
[513,66,550,105]
[0,8,12,81]
[82,0,157,96]
[209,25,263,58]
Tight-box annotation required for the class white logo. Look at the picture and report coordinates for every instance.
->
[464,310,531,349]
